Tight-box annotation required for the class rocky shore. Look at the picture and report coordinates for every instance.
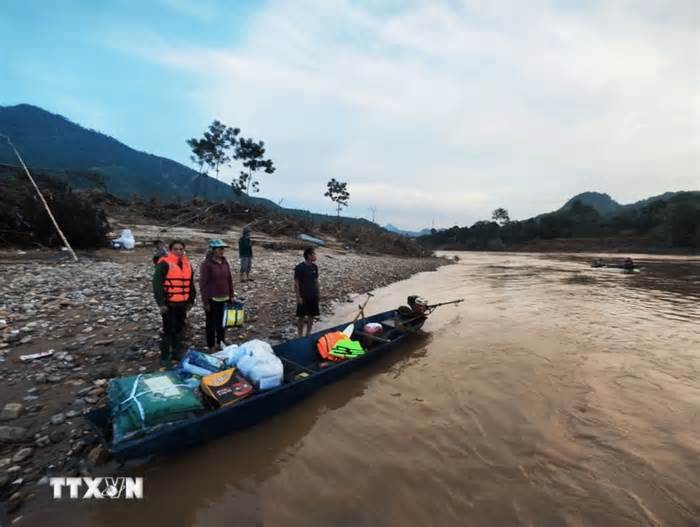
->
[0,243,446,519]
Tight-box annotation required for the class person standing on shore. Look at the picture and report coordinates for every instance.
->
[294,246,320,337]
[152,239,168,264]
[200,239,235,352]
[153,240,195,366]
[239,226,253,283]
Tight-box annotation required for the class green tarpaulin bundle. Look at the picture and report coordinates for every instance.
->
[109,371,204,444]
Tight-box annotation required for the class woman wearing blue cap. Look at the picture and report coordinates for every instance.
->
[199,239,234,352]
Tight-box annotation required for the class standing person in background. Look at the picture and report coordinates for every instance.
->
[294,246,320,336]
[238,226,253,282]
[200,239,234,352]
[152,239,168,264]
[153,240,195,366]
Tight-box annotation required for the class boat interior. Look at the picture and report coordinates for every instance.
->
[274,310,407,383]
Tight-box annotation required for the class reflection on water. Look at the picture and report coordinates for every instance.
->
[31,252,700,526]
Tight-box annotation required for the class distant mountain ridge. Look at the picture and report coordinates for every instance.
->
[2,104,693,234]
[0,104,381,229]
[559,190,693,217]
[419,188,699,251]
[0,103,277,206]
[383,224,432,237]
[560,192,621,216]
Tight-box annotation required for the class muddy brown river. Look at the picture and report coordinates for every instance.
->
[24,252,700,526]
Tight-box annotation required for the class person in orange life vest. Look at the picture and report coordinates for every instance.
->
[153,240,196,365]
[199,239,234,353]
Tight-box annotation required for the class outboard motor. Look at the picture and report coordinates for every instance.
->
[407,295,429,315]
[396,295,429,332]
[398,295,429,319]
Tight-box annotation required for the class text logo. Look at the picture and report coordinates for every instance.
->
[49,477,143,499]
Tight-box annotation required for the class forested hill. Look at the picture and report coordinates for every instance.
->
[420,191,700,251]
[0,104,266,203]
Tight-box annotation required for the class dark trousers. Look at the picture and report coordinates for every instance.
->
[161,303,188,360]
[205,299,227,349]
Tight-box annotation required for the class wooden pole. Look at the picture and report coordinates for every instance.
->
[1,134,79,261]
[352,293,374,323]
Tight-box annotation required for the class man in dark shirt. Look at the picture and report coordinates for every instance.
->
[238,226,254,282]
[294,246,319,336]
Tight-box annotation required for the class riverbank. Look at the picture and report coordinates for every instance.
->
[508,236,697,254]
[0,243,447,519]
[432,235,697,255]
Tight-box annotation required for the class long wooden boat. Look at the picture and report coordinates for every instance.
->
[85,309,428,461]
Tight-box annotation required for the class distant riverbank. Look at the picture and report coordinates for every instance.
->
[432,236,697,255]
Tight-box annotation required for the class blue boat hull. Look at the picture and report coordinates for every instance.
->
[85,309,419,461]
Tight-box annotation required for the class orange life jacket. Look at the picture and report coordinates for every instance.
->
[316,331,348,361]
[159,253,193,303]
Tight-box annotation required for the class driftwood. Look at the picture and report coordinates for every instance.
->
[161,203,224,230]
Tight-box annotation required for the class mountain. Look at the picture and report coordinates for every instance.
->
[560,190,696,217]
[420,189,699,251]
[621,192,682,212]
[0,104,385,229]
[0,104,277,207]
[560,192,621,216]
[383,224,432,237]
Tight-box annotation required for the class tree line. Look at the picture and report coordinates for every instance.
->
[188,121,351,217]
[421,192,700,250]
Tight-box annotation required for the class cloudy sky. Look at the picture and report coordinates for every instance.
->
[2,0,698,229]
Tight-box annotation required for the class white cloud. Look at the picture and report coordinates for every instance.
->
[112,0,699,229]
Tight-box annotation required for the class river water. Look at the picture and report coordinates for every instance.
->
[28,252,700,526]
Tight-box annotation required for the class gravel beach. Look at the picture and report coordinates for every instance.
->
[0,240,447,517]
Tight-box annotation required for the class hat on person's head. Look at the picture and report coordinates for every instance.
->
[209,239,227,248]
[242,226,251,234]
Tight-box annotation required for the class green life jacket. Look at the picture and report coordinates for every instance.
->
[329,338,365,359]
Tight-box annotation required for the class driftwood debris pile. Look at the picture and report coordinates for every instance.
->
[1,165,430,258]
[0,166,110,250]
